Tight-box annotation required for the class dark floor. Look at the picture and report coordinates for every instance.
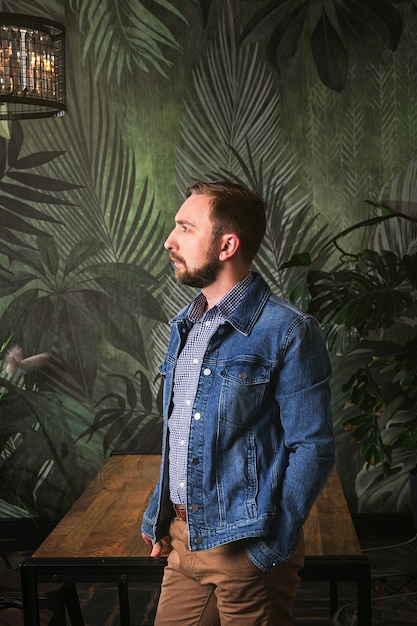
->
[2,536,417,626]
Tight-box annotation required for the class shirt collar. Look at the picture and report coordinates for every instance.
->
[187,272,254,323]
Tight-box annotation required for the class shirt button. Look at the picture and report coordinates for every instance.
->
[185,400,191,406]
[203,368,211,376]
[179,482,185,488]
[205,321,211,326]
[194,412,201,420]
[180,440,185,446]
[193,358,198,364]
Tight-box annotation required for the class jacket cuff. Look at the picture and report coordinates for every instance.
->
[246,540,284,572]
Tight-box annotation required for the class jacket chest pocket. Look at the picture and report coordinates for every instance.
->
[218,362,272,425]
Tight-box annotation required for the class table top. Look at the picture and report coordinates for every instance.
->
[33,453,361,560]
[303,467,362,556]
[34,453,160,559]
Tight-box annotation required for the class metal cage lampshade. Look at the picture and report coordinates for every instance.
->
[0,12,66,120]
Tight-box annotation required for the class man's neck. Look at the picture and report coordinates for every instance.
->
[202,268,251,310]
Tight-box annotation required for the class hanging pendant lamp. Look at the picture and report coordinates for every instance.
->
[0,12,66,120]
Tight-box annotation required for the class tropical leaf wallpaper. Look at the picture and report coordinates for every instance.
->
[1,0,417,520]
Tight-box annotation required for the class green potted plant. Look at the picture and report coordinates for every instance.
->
[283,207,417,515]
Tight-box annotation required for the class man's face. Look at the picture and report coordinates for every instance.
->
[164,194,222,289]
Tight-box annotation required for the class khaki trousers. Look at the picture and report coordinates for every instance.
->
[154,518,305,626]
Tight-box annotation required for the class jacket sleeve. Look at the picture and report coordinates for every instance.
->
[247,315,335,571]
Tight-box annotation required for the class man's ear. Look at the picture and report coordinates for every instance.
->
[218,234,240,261]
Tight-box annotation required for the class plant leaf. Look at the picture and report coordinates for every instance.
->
[0,224,37,250]
[266,1,309,72]
[91,263,166,323]
[343,0,403,52]
[311,9,348,92]
[280,251,312,269]
[0,137,6,179]
[135,370,153,413]
[239,0,301,46]
[0,181,75,206]
[18,295,57,355]
[7,172,81,192]
[176,6,281,190]
[37,236,59,276]
[12,151,66,169]
[108,374,138,411]
[335,4,387,65]
[75,290,148,367]
[63,238,105,277]
[7,120,23,167]
[72,0,186,85]
[0,289,39,349]
[0,195,62,223]
[191,0,214,28]
[58,301,98,401]
[0,272,35,298]
[0,206,53,238]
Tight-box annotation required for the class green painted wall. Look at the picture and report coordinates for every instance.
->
[0,0,416,520]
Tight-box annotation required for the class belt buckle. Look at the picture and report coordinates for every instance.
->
[174,504,187,522]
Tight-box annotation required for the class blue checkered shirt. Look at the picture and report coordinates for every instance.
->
[169,272,254,504]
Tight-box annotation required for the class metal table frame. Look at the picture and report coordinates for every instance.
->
[301,554,372,624]
[21,553,372,626]
[20,556,166,626]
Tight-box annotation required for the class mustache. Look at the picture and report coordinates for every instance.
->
[170,253,185,264]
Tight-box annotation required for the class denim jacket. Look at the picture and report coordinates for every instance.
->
[142,273,335,572]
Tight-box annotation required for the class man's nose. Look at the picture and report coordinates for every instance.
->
[164,230,175,250]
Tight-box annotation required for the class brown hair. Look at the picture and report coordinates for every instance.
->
[185,180,267,263]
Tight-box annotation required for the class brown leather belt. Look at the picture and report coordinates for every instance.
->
[173,504,187,522]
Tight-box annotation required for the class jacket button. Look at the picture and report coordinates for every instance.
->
[239,372,248,380]
[196,537,203,544]
[191,504,199,512]
[192,457,199,464]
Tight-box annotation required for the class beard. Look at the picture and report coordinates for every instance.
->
[172,250,222,289]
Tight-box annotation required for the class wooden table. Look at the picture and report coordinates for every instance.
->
[301,468,372,623]
[20,452,371,625]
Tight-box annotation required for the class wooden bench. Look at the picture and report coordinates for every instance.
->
[20,453,371,625]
